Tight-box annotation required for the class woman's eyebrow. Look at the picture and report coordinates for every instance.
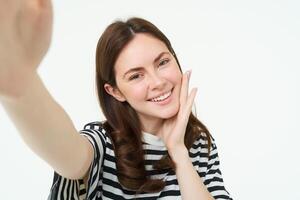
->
[153,51,169,63]
[122,51,170,79]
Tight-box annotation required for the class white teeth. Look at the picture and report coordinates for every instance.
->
[150,91,171,102]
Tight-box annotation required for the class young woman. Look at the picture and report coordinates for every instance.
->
[0,1,232,199]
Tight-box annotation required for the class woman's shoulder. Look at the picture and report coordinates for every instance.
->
[194,131,215,145]
[192,131,218,154]
[81,120,109,134]
[79,120,110,145]
[82,121,106,131]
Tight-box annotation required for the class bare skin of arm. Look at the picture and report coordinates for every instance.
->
[0,0,93,180]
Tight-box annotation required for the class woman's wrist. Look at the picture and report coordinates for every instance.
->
[168,145,190,165]
[0,69,37,101]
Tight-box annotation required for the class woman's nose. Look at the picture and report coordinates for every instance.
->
[148,72,166,90]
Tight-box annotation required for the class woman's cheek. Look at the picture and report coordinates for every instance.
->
[166,64,181,81]
[169,71,182,84]
[134,84,148,100]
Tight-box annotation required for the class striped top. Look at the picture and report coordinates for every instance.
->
[48,121,232,200]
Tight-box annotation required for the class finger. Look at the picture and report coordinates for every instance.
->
[179,70,191,106]
[186,87,197,115]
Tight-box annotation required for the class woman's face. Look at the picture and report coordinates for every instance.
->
[105,33,182,129]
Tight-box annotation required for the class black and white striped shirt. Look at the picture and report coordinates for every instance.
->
[48,121,232,200]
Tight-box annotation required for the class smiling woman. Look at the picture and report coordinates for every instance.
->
[0,1,232,199]
[47,18,233,199]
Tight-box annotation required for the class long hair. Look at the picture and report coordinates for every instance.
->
[95,17,211,193]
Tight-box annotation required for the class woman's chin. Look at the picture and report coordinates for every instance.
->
[160,105,180,119]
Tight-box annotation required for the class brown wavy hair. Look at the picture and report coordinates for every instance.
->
[95,17,211,194]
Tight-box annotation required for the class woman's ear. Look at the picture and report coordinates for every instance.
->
[104,83,126,102]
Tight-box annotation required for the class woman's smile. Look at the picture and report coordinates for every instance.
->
[148,88,173,105]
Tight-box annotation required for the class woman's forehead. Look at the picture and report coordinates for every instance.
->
[114,33,170,74]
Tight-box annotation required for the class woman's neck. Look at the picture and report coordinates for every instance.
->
[139,116,164,138]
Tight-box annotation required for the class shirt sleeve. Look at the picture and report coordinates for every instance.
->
[194,135,233,200]
[47,121,107,200]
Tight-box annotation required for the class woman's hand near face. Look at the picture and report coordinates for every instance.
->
[160,70,198,162]
[0,0,53,98]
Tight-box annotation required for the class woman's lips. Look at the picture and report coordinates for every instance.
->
[148,88,173,105]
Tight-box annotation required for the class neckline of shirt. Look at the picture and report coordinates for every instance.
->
[142,131,165,147]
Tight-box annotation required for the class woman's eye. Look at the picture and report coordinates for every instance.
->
[129,74,141,80]
[159,59,169,66]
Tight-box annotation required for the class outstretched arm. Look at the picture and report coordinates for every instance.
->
[0,0,93,180]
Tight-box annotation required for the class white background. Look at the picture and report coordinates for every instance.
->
[0,0,299,199]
